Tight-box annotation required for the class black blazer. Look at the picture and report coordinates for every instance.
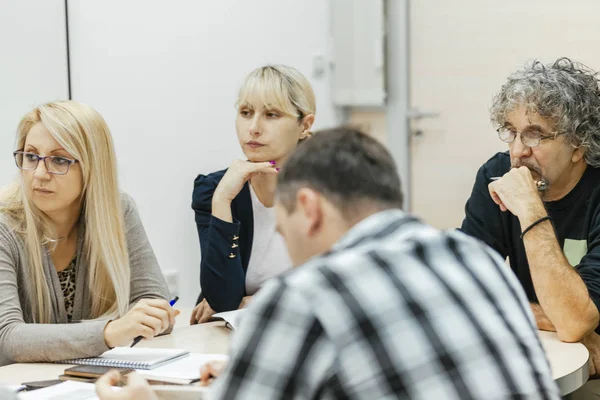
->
[192,169,254,311]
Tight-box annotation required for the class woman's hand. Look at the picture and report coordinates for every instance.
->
[212,160,278,222]
[104,299,177,348]
[214,160,278,203]
[190,299,217,325]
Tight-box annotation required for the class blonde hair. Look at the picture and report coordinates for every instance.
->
[0,101,130,323]
[236,65,316,132]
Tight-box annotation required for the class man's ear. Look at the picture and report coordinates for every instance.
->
[572,145,586,163]
[297,187,322,236]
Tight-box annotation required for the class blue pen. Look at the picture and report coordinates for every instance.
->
[130,296,179,347]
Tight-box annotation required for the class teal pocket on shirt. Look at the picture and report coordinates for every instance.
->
[564,239,588,267]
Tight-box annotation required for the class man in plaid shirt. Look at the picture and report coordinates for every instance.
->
[96,128,559,400]
[204,127,559,399]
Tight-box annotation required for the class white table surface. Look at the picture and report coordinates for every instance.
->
[0,308,590,396]
[538,330,589,395]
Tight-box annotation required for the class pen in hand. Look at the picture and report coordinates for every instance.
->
[130,296,179,348]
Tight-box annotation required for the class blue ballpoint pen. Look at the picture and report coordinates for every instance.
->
[130,296,179,347]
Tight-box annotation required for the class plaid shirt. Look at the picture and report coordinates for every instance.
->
[208,210,560,399]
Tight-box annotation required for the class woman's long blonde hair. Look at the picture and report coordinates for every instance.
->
[0,101,130,323]
[236,65,316,134]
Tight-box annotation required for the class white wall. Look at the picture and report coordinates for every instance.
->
[67,0,342,306]
[0,0,69,187]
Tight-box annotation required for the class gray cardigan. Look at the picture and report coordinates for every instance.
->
[0,194,171,366]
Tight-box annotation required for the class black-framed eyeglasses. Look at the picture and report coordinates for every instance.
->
[497,127,565,148]
[13,151,79,175]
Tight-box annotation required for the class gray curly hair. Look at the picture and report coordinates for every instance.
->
[490,57,600,167]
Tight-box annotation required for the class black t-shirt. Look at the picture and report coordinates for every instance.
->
[461,151,600,319]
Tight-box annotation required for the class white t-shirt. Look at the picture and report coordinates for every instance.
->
[245,184,293,295]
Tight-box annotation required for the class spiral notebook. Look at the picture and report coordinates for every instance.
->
[56,347,189,370]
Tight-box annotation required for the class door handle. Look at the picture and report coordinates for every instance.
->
[406,108,440,120]
[407,108,440,137]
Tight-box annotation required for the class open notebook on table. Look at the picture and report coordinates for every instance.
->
[55,347,189,370]
[211,309,246,330]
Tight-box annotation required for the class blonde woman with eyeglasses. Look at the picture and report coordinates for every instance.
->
[190,65,315,324]
[0,101,176,366]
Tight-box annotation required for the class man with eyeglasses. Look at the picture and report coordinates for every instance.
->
[461,57,600,398]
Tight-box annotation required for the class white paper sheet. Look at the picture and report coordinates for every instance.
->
[138,353,229,381]
[18,381,102,400]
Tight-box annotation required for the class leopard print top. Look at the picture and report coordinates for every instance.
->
[58,257,77,322]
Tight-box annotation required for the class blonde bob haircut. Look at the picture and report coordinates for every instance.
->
[236,65,316,128]
[0,101,130,323]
